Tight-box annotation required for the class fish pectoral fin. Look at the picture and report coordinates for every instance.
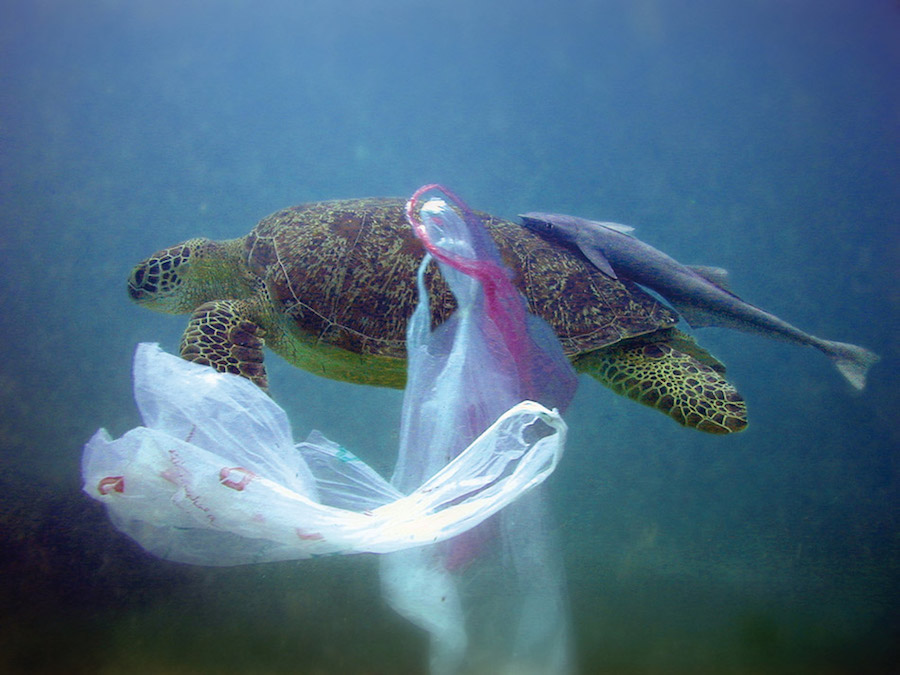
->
[575,232,618,279]
[688,265,733,291]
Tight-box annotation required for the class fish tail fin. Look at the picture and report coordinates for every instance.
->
[820,339,880,390]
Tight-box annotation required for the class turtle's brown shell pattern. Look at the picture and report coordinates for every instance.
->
[242,197,677,359]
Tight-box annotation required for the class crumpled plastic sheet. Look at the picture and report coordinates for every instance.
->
[380,185,578,675]
[82,183,577,673]
[82,342,566,565]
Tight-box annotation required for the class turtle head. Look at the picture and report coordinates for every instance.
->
[128,238,245,313]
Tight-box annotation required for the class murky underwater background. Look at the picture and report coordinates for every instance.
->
[1,0,898,672]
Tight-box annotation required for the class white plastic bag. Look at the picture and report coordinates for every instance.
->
[82,343,565,565]
[381,185,578,674]
[83,183,576,674]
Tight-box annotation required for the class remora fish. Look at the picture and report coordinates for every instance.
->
[520,212,880,390]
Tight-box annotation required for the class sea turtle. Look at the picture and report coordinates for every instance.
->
[128,197,748,434]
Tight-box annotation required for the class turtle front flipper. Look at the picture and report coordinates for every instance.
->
[575,340,748,434]
[180,300,269,390]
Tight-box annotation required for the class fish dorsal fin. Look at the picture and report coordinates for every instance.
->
[689,265,732,291]
[596,221,635,234]
[574,230,618,279]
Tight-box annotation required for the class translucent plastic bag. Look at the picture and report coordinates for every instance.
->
[82,343,565,565]
[381,185,578,675]
[83,183,576,674]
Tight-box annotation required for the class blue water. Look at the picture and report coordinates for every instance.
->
[1,0,897,672]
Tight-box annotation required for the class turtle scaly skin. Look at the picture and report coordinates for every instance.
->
[576,338,747,434]
[129,198,747,434]
[180,299,268,388]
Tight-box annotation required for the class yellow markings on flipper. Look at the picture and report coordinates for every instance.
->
[180,299,269,390]
[576,341,748,434]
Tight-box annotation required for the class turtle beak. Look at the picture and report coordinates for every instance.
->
[127,264,152,302]
[127,281,146,301]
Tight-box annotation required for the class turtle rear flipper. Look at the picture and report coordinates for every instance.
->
[180,300,269,390]
[576,340,748,434]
